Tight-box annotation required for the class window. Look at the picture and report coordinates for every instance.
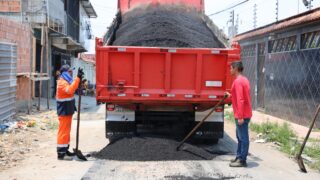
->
[241,44,256,57]
[268,36,297,53]
[301,31,320,49]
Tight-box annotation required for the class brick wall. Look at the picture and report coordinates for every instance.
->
[0,17,31,74]
[0,17,31,109]
[0,0,21,12]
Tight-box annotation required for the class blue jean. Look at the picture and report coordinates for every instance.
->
[235,118,250,161]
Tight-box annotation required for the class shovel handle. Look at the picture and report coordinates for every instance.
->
[75,83,82,151]
[297,105,320,156]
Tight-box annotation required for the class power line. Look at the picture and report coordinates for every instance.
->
[208,0,249,16]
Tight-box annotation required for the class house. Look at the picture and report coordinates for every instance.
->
[0,0,97,114]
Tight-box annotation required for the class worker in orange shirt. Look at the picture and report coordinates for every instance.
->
[56,65,84,160]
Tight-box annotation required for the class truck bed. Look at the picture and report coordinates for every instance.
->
[96,39,240,111]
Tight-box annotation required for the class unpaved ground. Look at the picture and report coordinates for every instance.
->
[0,108,58,170]
[0,97,319,180]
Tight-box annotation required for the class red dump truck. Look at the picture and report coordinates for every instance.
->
[96,0,240,143]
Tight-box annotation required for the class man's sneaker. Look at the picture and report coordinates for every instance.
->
[230,157,239,163]
[229,159,247,167]
[66,150,76,156]
[58,154,73,161]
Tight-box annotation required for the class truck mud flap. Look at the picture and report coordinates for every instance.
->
[191,122,224,139]
[105,121,136,143]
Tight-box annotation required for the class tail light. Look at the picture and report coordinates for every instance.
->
[107,104,115,111]
[215,106,223,112]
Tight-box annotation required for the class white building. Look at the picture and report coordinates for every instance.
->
[73,53,96,86]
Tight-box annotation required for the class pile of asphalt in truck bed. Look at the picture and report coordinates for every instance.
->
[112,5,225,48]
[93,137,215,161]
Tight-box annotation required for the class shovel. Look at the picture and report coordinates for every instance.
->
[73,85,87,161]
[176,95,228,151]
[296,104,320,173]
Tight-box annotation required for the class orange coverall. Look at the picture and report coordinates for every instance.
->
[56,77,80,155]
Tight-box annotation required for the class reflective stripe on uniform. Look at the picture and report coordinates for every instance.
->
[57,144,69,147]
[65,87,69,94]
[56,97,74,102]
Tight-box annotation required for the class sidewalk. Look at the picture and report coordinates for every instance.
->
[225,108,320,139]
[251,111,320,140]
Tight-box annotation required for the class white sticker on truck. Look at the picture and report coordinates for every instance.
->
[205,81,222,87]
[118,47,126,52]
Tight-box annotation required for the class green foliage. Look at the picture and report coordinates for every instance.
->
[250,122,320,171]
[224,111,235,122]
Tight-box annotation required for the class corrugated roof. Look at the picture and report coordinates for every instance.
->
[233,7,320,42]
[81,0,97,18]
[79,53,96,64]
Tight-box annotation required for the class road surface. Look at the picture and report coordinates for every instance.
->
[0,97,319,180]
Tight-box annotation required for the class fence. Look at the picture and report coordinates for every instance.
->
[239,28,320,127]
[0,42,17,123]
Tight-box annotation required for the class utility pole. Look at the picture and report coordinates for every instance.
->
[228,10,235,39]
[38,25,45,111]
[276,0,279,22]
[46,27,50,109]
[253,4,257,29]
[235,14,239,35]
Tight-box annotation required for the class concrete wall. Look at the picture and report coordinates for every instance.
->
[79,4,91,51]
[0,17,31,110]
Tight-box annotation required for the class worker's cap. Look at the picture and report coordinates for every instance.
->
[60,64,71,73]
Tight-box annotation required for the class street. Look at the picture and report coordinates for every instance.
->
[0,97,319,180]
[1,1,320,180]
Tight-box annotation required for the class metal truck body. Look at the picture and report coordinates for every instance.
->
[96,0,240,142]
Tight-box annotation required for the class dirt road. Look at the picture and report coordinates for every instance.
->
[0,97,319,180]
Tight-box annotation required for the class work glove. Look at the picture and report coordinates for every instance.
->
[77,68,84,80]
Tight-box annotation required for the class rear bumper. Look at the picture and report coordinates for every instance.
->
[105,121,224,139]
[105,105,224,139]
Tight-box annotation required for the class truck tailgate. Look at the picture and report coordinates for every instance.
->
[96,39,240,105]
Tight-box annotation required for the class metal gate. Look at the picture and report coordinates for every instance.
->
[0,42,17,123]
[238,29,320,127]
[241,44,257,108]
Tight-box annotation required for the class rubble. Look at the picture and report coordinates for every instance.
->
[254,139,267,143]
[0,108,58,171]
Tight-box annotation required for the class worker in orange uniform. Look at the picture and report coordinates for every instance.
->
[56,65,84,160]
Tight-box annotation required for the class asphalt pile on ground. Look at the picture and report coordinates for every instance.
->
[112,5,225,48]
[93,137,215,161]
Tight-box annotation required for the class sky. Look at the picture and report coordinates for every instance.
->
[88,0,320,53]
